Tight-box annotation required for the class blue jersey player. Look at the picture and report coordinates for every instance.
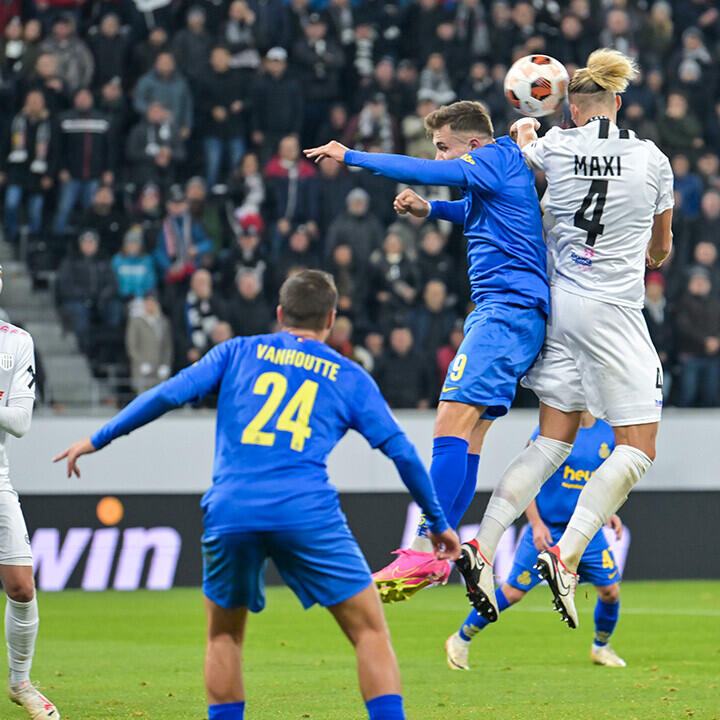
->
[54,271,460,720]
[305,101,549,611]
[446,413,627,671]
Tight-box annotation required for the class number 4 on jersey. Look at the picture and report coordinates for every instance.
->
[574,179,608,247]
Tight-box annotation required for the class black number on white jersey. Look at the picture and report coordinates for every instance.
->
[573,179,608,247]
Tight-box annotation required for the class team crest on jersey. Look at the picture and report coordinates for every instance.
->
[517,570,532,586]
[460,153,475,165]
[599,442,611,459]
[0,353,14,371]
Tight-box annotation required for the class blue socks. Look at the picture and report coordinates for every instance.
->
[208,701,245,719]
[447,452,480,527]
[594,598,619,646]
[458,588,511,641]
[366,694,405,719]
[418,437,469,536]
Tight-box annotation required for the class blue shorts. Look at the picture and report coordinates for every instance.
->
[439,301,545,418]
[506,523,620,591]
[202,518,373,612]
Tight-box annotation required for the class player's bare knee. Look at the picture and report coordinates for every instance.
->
[6,580,34,603]
[597,584,619,603]
[434,401,480,441]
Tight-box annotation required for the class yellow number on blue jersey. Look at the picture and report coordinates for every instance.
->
[602,549,615,570]
[449,353,467,381]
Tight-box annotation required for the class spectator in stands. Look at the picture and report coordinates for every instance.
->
[218,218,267,296]
[227,152,265,220]
[697,152,720,190]
[622,101,658,144]
[88,11,128,91]
[1,15,26,78]
[705,101,720,157]
[402,90,438,159]
[112,225,157,301]
[657,92,704,159]
[155,184,213,287]
[199,45,248,189]
[211,320,234,345]
[274,224,318,289]
[672,154,703,221]
[692,240,720,291]
[225,270,272,337]
[264,134,318,253]
[125,291,172,395]
[293,13,343,143]
[436,319,464,393]
[132,182,163,248]
[316,156,353,236]
[133,51,193,141]
[251,47,303,159]
[343,93,401,154]
[315,102,347,147]
[327,315,372,370]
[327,242,366,325]
[218,0,261,74]
[81,185,124,253]
[643,271,673,399]
[552,12,593,67]
[52,87,115,235]
[126,102,186,189]
[326,187,384,262]
[675,266,720,407]
[186,176,223,252]
[130,25,168,85]
[57,229,122,353]
[24,52,67,113]
[179,268,225,364]
[172,5,212,87]
[39,14,93,94]
[374,325,430,408]
[417,227,454,290]
[1,88,57,242]
[639,0,674,65]
[369,230,421,328]
[363,329,384,370]
[697,189,720,246]
[20,19,42,78]
[418,52,454,106]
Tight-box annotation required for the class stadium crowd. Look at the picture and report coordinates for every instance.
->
[0,0,719,407]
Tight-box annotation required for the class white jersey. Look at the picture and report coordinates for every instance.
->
[0,323,36,483]
[523,117,674,308]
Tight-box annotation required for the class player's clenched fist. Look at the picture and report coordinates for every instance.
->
[393,188,431,218]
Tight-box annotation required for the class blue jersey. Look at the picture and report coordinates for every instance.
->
[532,420,616,526]
[345,138,549,314]
[91,331,447,535]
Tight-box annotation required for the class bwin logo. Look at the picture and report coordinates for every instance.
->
[30,497,181,592]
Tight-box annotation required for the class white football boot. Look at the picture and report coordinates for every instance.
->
[455,542,499,622]
[445,633,471,671]
[591,644,627,667]
[9,681,60,719]
[535,546,579,629]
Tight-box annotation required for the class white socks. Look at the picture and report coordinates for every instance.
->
[558,445,652,570]
[476,436,573,561]
[5,596,39,685]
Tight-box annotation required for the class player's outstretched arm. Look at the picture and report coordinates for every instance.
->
[53,437,95,478]
[304,140,468,187]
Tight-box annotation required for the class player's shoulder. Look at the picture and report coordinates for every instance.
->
[0,322,33,349]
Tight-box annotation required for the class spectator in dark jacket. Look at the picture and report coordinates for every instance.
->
[218,219,268,296]
[410,279,456,365]
[171,5,213,87]
[87,12,128,91]
[674,266,720,406]
[177,268,226,364]
[199,45,249,188]
[126,102,186,190]
[316,156,354,235]
[81,185,125,254]
[133,51,193,140]
[657,92,704,159]
[342,93,401,154]
[417,226,455,289]
[57,229,122,352]
[374,325,431,408]
[697,189,720,246]
[39,14,94,94]
[1,88,57,241]
[218,0,261,74]
[274,223,318,290]
[52,87,115,234]
[130,26,169,85]
[251,47,303,158]
[643,271,674,399]
[225,270,272,337]
[23,52,68,113]
[327,242,366,326]
[326,187,384,263]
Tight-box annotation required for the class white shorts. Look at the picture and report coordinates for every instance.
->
[0,487,33,566]
[522,287,663,426]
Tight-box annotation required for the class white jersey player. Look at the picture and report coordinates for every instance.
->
[455,49,673,630]
[0,268,60,719]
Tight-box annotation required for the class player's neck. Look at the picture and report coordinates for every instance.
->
[284,327,326,343]
[580,112,617,126]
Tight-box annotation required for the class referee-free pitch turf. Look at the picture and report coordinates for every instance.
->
[15,581,720,720]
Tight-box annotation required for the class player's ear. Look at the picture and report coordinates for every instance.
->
[327,309,337,330]
[467,137,481,150]
[615,94,622,112]
[276,305,284,326]
[569,102,580,126]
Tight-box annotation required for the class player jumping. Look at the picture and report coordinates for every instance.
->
[447,413,627,671]
[0,266,60,720]
[305,101,549,611]
[54,270,459,720]
[456,49,673,628]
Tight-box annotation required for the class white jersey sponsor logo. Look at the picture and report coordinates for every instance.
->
[523,118,674,308]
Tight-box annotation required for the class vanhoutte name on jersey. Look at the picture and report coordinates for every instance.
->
[523,117,674,308]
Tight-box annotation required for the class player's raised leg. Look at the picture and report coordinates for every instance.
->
[330,585,405,719]
[457,403,578,621]
[204,599,247,719]
[1,564,59,720]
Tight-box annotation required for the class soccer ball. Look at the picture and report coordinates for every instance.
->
[504,55,569,118]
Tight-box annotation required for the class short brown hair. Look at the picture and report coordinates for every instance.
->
[424,100,494,138]
[279,269,338,330]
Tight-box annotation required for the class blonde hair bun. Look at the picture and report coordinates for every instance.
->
[570,49,639,95]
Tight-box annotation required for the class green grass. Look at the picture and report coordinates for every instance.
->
[19,581,720,720]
